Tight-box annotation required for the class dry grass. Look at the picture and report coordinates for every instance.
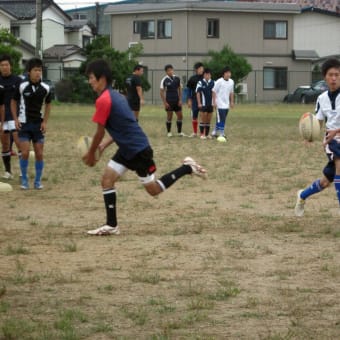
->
[1,102,340,339]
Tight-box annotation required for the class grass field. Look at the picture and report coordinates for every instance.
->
[1,103,340,339]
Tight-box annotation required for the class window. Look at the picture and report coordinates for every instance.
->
[207,19,219,38]
[263,67,287,90]
[11,26,20,37]
[157,19,172,39]
[264,21,287,39]
[82,36,91,48]
[133,21,140,34]
[72,13,87,20]
[140,20,155,39]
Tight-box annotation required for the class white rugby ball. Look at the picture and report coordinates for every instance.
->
[77,136,100,160]
[217,135,227,143]
[0,182,13,192]
[299,112,320,142]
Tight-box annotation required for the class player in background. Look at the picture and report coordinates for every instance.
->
[295,58,340,216]
[187,62,204,137]
[0,83,4,123]
[160,64,184,137]
[83,59,206,236]
[212,66,234,138]
[196,68,215,139]
[125,64,144,122]
[11,58,52,190]
[0,54,22,179]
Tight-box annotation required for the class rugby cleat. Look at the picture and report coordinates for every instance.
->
[294,189,305,217]
[2,172,13,180]
[183,157,207,179]
[87,225,120,236]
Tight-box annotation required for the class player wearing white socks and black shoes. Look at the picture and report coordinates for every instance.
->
[295,58,340,216]
[83,59,207,236]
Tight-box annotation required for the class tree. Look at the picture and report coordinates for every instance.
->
[81,36,150,93]
[204,45,252,92]
[0,28,22,74]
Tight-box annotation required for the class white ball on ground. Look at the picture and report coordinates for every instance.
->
[217,135,227,143]
[0,182,13,192]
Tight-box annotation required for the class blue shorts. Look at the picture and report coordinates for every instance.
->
[19,121,45,144]
[322,139,340,182]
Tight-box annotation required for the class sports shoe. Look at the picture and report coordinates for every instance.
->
[167,132,173,137]
[183,156,207,179]
[2,171,13,180]
[200,135,207,140]
[87,225,120,236]
[189,133,197,138]
[34,182,43,190]
[178,132,186,137]
[294,189,305,217]
[20,178,29,190]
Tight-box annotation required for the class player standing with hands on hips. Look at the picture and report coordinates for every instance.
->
[295,58,340,216]
[83,59,206,236]
[212,66,234,139]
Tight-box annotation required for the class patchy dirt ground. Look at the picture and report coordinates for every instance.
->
[1,104,340,339]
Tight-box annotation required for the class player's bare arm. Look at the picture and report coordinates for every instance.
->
[99,136,114,153]
[160,89,168,109]
[230,92,235,108]
[136,86,144,106]
[41,102,51,133]
[83,123,105,167]
[10,99,20,130]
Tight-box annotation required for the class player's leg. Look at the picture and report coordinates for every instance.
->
[1,126,12,178]
[175,108,183,136]
[190,100,199,137]
[199,111,207,139]
[19,139,30,189]
[87,159,125,236]
[295,160,333,216]
[133,110,140,121]
[166,110,173,137]
[32,141,44,189]
[333,157,340,206]
[206,111,213,137]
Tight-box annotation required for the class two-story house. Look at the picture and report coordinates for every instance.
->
[105,1,318,103]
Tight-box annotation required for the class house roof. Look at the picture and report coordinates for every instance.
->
[0,0,71,20]
[43,44,83,60]
[105,1,301,15]
[302,6,340,17]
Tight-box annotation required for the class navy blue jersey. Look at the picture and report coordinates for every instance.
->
[126,74,142,104]
[0,74,22,121]
[0,85,4,105]
[14,80,52,123]
[92,87,150,160]
[160,75,181,103]
[196,79,215,106]
[187,74,203,99]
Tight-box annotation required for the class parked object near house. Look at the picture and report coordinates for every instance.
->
[283,80,328,104]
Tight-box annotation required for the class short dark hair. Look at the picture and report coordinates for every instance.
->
[321,58,340,77]
[194,62,204,70]
[86,59,113,85]
[27,58,43,72]
[222,66,231,74]
[133,64,143,72]
[0,54,12,65]
[164,64,173,71]
[203,68,211,75]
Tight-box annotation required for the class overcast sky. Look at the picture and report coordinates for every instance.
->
[55,1,120,10]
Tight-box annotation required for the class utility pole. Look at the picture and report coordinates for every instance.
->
[35,0,42,58]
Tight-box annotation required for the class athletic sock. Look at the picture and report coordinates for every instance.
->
[166,121,171,133]
[157,165,192,190]
[334,175,340,205]
[192,119,198,134]
[176,120,182,133]
[20,158,29,180]
[34,160,44,184]
[300,179,323,200]
[103,188,117,227]
[199,122,204,135]
[2,150,11,173]
[206,123,210,136]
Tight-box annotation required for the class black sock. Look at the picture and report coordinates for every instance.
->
[103,189,117,227]
[166,121,171,133]
[206,124,210,136]
[176,120,182,133]
[158,165,191,190]
[2,151,11,173]
[199,123,204,134]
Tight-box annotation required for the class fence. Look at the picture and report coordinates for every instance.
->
[46,66,321,104]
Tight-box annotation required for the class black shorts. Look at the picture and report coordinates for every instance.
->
[199,105,214,113]
[112,146,156,178]
[165,102,182,113]
[128,99,140,112]
[18,121,44,144]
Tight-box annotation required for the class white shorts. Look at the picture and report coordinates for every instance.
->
[107,159,155,184]
[2,120,16,132]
